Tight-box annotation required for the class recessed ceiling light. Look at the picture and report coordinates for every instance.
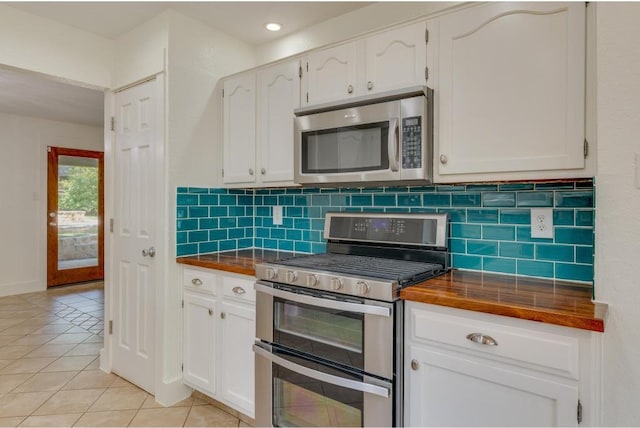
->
[265,22,282,32]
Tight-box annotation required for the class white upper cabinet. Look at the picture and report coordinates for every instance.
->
[360,22,428,95]
[304,42,357,106]
[433,2,587,182]
[223,60,300,188]
[257,60,301,184]
[303,22,428,106]
[223,74,256,185]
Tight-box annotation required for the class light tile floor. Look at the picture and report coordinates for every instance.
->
[0,282,247,427]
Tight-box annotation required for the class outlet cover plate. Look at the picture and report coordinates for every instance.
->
[530,208,553,239]
[273,205,283,226]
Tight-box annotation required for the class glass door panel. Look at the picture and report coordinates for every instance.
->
[274,297,364,370]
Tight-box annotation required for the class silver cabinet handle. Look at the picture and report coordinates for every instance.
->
[367,81,373,90]
[141,247,156,258]
[249,168,254,175]
[191,278,202,286]
[232,286,246,295]
[253,344,390,398]
[49,222,57,227]
[466,333,498,346]
[255,282,390,317]
[347,84,354,94]
[208,309,213,316]
[440,154,448,164]
[220,312,226,319]
[260,168,266,175]
[411,359,419,371]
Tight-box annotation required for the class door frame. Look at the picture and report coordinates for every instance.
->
[47,146,104,286]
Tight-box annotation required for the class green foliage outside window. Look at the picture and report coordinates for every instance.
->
[59,166,98,216]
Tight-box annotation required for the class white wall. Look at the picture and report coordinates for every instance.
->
[0,113,103,297]
[0,5,113,89]
[595,3,640,425]
[112,11,170,89]
[256,2,459,64]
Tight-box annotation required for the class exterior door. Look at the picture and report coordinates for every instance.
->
[111,78,160,394]
[47,147,104,287]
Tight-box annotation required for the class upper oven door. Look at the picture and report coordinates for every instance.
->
[294,100,401,184]
[255,280,395,380]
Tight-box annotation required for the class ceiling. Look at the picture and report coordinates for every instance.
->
[0,2,371,128]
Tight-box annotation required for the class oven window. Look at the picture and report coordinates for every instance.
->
[301,122,389,174]
[274,297,364,369]
[273,360,363,427]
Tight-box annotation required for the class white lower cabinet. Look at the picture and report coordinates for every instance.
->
[404,302,602,427]
[182,267,255,418]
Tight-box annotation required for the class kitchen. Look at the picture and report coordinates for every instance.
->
[0,1,638,426]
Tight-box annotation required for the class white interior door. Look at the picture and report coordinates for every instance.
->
[111,78,159,393]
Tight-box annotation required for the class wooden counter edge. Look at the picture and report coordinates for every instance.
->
[401,288,605,333]
[176,257,256,277]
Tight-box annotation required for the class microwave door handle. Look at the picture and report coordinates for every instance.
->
[254,282,390,318]
[388,118,399,172]
[253,344,390,398]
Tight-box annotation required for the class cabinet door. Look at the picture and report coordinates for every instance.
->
[361,22,427,95]
[436,3,586,178]
[223,73,256,184]
[257,60,300,184]
[406,344,579,427]
[183,292,216,396]
[304,42,357,106]
[220,300,255,418]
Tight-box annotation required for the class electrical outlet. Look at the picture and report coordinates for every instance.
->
[530,208,554,239]
[273,205,283,226]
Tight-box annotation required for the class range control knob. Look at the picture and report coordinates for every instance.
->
[355,281,370,295]
[330,277,343,291]
[265,268,278,280]
[286,271,298,283]
[307,275,319,287]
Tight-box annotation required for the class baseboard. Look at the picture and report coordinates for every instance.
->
[0,280,45,298]
[154,377,192,407]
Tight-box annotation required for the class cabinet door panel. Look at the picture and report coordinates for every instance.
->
[407,345,578,427]
[436,3,585,176]
[223,74,256,184]
[305,42,357,106]
[363,22,427,94]
[183,292,216,395]
[220,300,255,418]
[257,60,300,184]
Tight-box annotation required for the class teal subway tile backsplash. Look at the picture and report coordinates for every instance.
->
[176,179,595,283]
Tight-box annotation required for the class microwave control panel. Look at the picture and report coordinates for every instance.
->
[402,116,422,169]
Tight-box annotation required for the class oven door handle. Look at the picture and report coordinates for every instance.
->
[253,344,390,398]
[254,282,391,317]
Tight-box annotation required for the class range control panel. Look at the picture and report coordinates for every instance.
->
[402,116,422,169]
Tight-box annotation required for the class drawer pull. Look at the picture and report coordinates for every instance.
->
[466,333,498,346]
[191,278,203,286]
[208,309,213,316]
[232,286,246,295]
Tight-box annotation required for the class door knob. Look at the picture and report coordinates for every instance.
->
[142,247,156,258]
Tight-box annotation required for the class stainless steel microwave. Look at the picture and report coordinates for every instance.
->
[294,86,433,187]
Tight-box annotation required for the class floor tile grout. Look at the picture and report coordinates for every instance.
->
[0,282,245,427]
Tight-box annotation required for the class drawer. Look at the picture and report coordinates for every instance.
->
[222,274,256,304]
[183,267,217,295]
[408,303,580,379]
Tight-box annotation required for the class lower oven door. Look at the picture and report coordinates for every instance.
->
[254,342,393,427]
[255,280,395,380]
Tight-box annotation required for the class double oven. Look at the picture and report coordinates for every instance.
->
[253,212,449,427]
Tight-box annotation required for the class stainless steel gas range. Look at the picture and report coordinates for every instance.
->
[253,212,449,427]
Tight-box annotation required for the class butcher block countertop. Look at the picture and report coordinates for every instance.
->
[176,249,295,276]
[177,251,606,332]
[402,270,606,332]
